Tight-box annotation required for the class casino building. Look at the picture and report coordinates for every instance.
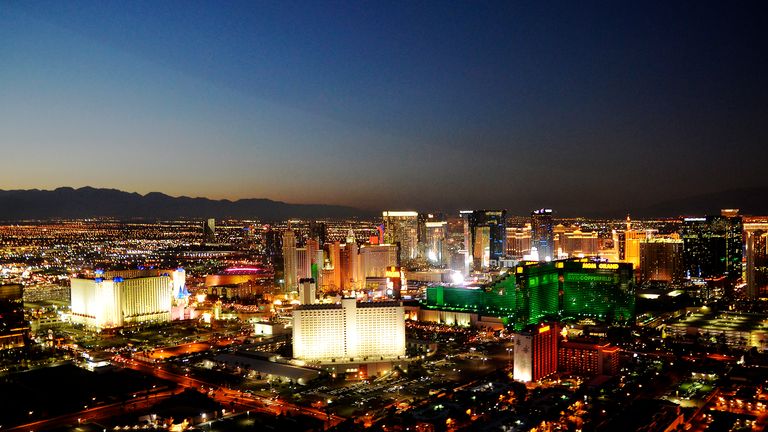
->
[70,268,185,330]
[421,259,635,330]
[292,298,406,364]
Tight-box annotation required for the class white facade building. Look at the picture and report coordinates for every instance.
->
[292,298,405,362]
[70,271,174,330]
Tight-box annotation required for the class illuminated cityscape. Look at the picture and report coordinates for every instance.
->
[3,2,768,432]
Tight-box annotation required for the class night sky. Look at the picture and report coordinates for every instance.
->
[1,1,767,214]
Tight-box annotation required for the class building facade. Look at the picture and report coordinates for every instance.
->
[70,270,174,330]
[282,228,298,292]
[531,209,555,261]
[682,210,743,281]
[382,211,419,263]
[558,339,620,376]
[292,299,406,362]
[422,259,635,330]
[513,323,559,382]
[467,210,507,270]
[639,238,684,284]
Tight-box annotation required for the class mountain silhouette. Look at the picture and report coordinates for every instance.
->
[0,187,372,220]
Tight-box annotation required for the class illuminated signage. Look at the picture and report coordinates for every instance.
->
[598,263,619,269]
[539,325,550,333]
[581,263,596,269]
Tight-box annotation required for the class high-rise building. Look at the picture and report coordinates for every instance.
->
[424,220,448,265]
[506,225,532,259]
[359,244,399,278]
[340,232,361,290]
[327,241,342,291]
[531,209,555,261]
[70,270,174,330]
[298,278,317,305]
[615,216,642,269]
[0,284,27,350]
[282,228,297,292]
[382,211,419,264]
[639,238,684,284]
[682,210,743,281]
[297,247,311,279]
[292,298,406,362]
[745,220,768,299]
[263,225,283,264]
[467,210,507,270]
[203,218,216,243]
[554,226,600,258]
[513,322,559,383]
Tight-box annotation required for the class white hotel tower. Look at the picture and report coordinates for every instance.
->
[292,298,406,363]
[70,269,182,330]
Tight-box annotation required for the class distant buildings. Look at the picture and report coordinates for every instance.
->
[282,228,297,292]
[382,211,419,263]
[292,298,406,362]
[505,225,532,259]
[203,218,215,243]
[424,220,448,265]
[465,210,507,270]
[554,224,599,258]
[639,238,684,284]
[0,284,27,350]
[745,220,768,299]
[359,244,399,278]
[531,209,554,261]
[682,210,743,281]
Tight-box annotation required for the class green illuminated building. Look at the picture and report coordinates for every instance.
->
[423,260,635,330]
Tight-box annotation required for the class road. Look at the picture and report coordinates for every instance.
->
[122,359,345,428]
[8,358,343,431]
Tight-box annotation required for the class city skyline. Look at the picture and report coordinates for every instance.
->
[3,1,768,212]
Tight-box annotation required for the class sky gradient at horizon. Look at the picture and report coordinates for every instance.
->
[1,1,767,213]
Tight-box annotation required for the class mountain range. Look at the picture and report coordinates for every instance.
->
[0,186,767,220]
[0,187,372,221]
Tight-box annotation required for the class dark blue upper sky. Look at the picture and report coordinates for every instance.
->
[2,1,766,214]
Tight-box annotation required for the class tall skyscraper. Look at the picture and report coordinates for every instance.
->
[340,231,361,290]
[531,208,554,261]
[203,218,216,243]
[424,220,448,264]
[745,220,768,299]
[327,241,342,291]
[505,224,532,259]
[682,210,743,281]
[639,238,684,284]
[464,210,507,270]
[382,211,419,263]
[282,228,298,292]
[513,322,559,383]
